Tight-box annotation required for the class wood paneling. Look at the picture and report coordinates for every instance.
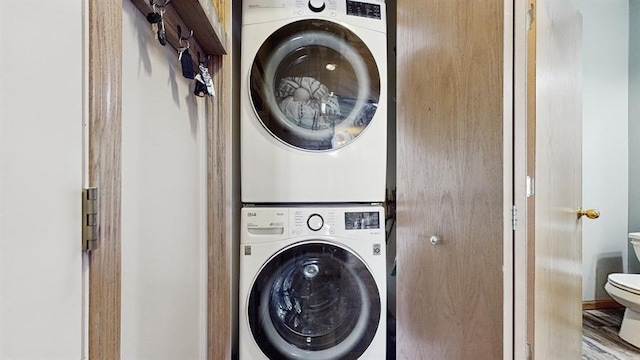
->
[208,0,233,358]
[88,0,122,358]
[583,300,623,311]
[396,0,504,358]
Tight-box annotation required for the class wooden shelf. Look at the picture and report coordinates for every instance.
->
[130,0,228,60]
[172,0,227,55]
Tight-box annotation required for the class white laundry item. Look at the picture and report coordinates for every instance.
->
[276,77,341,130]
[277,77,329,100]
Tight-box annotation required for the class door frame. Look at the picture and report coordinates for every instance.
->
[513,2,586,359]
[87,1,234,358]
[513,0,531,359]
[87,1,123,358]
[504,0,516,359]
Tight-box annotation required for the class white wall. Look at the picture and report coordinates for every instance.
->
[0,1,84,358]
[121,2,208,359]
[572,0,630,301]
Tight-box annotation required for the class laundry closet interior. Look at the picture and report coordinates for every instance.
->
[233,0,506,359]
[0,0,518,359]
[11,0,640,358]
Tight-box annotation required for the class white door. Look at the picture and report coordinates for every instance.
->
[0,1,85,358]
[531,1,585,358]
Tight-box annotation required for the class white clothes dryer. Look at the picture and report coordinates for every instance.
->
[239,206,386,359]
[241,0,388,203]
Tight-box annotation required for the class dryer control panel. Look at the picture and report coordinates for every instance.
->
[297,0,338,15]
[243,0,386,28]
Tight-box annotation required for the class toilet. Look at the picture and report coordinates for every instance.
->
[604,232,640,348]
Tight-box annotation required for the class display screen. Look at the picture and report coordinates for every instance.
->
[345,211,380,230]
[346,0,381,19]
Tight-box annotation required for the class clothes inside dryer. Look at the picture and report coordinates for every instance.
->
[250,19,381,151]
[248,242,381,360]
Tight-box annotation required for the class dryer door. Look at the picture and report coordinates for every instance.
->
[247,242,381,360]
[250,19,381,151]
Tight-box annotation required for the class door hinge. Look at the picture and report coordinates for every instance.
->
[512,205,518,231]
[82,187,99,252]
[526,342,532,359]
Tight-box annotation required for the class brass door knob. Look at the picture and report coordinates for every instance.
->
[577,209,600,220]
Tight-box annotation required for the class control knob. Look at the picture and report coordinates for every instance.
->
[307,214,324,231]
[308,0,326,12]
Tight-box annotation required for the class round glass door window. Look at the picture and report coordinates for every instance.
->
[248,242,381,360]
[250,20,381,151]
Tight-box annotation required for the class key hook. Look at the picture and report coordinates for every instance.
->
[177,25,194,47]
[197,52,211,65]
[149,0,171,7]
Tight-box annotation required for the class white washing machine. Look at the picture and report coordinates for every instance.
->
[239,206,386,359]
[241,0,388,203]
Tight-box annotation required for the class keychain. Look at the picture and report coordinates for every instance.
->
[177,26,195,79]
[178,47,194,79]
[156,7,167,46]
[146,1,168,46]
[146,5,162,37]
[194,55,214,97]
[200,63,215,97]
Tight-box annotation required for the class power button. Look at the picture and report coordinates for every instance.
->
[307,214,324,231]
[308,0,326,12]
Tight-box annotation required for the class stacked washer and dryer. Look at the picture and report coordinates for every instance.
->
[239,1,388,359]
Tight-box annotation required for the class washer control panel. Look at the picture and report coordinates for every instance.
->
[244,209,287,236]
[241,206,384,242]
[346,0,382,19]
[344,210,380,230]
[307,214,325,231]
[308,0,326,12]
[293,209,336,235]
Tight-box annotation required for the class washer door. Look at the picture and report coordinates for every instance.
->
[249,19,381,151]
[248,242,381,360]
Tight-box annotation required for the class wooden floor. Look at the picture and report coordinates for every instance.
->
[583,309,640,359]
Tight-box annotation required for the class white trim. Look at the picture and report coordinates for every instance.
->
[81,0,90,358]
[503,0,516,359]
[513,0,530,359]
